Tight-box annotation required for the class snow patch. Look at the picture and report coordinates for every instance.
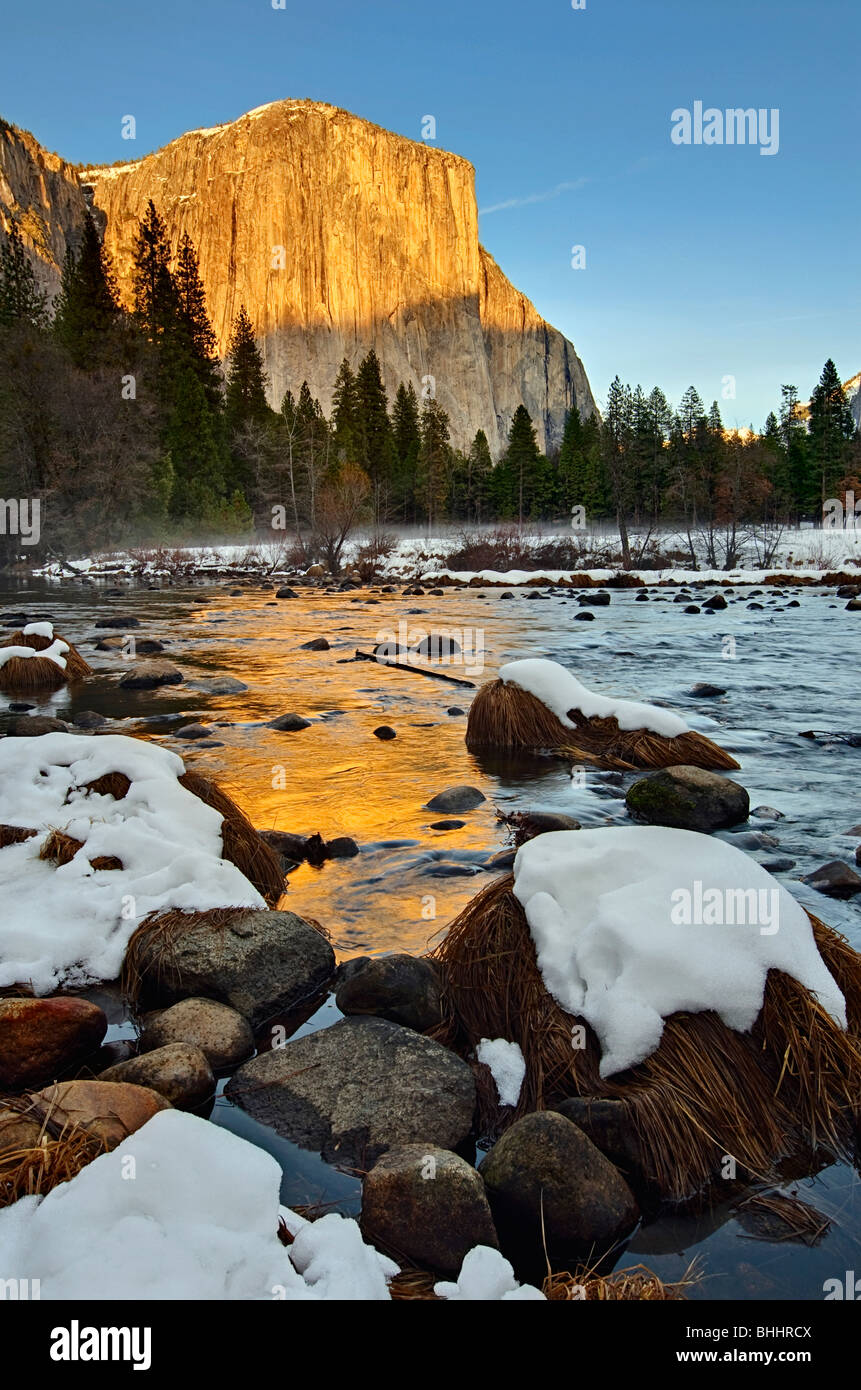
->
[434,1247,545,1301]
[0,1110,397,1300]
[476,1037,526,1107]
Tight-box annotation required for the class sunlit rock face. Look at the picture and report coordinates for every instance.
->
[2,100,597,453]
[0,123,94,297]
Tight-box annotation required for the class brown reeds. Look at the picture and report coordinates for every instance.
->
[735,1192,830,1246]
[544,1262,696,1301]
[0,629,93,691]
[0,825,37,849]
[0,1095,109,1207]
[465,678,740,771]
[39,829,85,865]
[178,771,286,906]
[429,877,861,1201]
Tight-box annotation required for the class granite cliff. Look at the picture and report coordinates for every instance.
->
[1,102,597,454]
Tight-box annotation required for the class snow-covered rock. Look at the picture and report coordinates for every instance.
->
[512,826,845,1076]
[500,658,690,737]
[0,733,264,993]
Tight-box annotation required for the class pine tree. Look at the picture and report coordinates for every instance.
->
[355,348,396,518]
[173,231,221,405]
[224,305,269,425]
[465,429,493,521]
[392,380,421,517]
[53,211,120,366]
[417,396,451,527]
[778,384,810,519]
[0,224,48,329]
[808,359,856,509]
[331,358,361,463]
[498,405,545,522]
[164,363,227,524]
[601,377,634,566]
[131,201,177,339]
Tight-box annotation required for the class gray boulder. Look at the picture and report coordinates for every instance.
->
[479,1111,638,1254]
[361,1144,498,1274]
[132,909,335,1028]
[802,860,861,899]
[100,1042,214,1109]
[626,764,749,832]
[335,954,443,1032]
[140,998,254,1071]
[425,785,487,813]
[268,712,311,731]
[119,662,183,690]
[225,1017,476,1166]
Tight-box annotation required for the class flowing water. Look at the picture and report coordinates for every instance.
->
[2,573,860,1299]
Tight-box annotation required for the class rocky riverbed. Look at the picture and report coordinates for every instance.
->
[1,570,860,1299]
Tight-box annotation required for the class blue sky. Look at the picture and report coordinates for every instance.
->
[2,0,857,427]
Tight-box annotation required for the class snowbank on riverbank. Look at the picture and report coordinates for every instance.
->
[512,827,846,1077]
[0,1109,544,1301]
[28,523,861,586]
[0,733,264,993]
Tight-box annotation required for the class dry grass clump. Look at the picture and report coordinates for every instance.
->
[178,771,285,907]
[0,824,38,849]
[466,678,740,771]
[544,1262,696,1300]
[0,1096,109,1207]
[735,1192,831,1246]
[37,829,123,871]
[0,629,93,693]
[429,876,861,1201]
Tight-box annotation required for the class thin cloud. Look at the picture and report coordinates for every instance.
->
[479,178,589,216]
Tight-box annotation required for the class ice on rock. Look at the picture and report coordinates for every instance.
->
[499,657,690,737]
[512,827,846,1077]
[0,732,264,993]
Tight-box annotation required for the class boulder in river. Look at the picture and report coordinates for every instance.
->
[0,997,107,1089]
[479,1111,638,1255]
[688,682,727,698]
[801,860,861,900]
[9,716,70,735]
[299,638,331,651]
[119,662,183,690]
[94,615,141,629]
[99,1042,214,1109]
[95,636,165,653]
[139,998,254,1071]
[185,676,248,694]
[373,725,397,740]
[626,765,750,832]
[335,953,443,1032]
[703,593,728,610]
[72,710,108,728]
[552,1096,646,1188]
[361,1144,499,1274]
[425,785,487,813]
[268,712,311,731]
[131,909,335,1028]
[225,1016,476,1166]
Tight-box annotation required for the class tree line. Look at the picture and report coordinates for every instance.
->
[0,200,858,565]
